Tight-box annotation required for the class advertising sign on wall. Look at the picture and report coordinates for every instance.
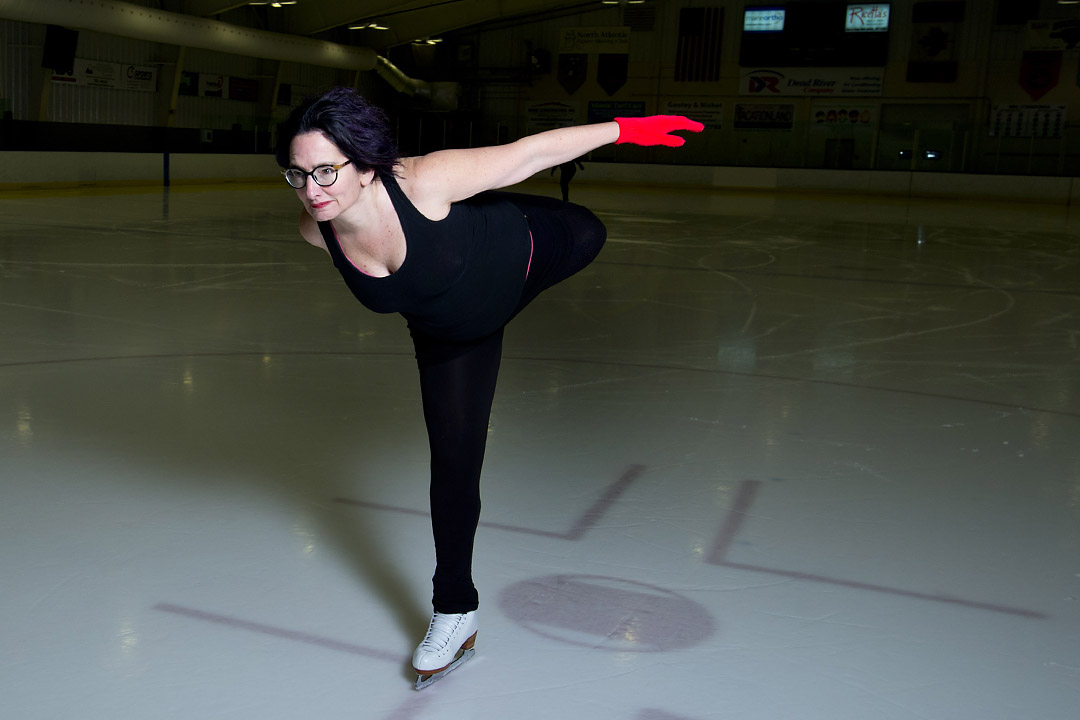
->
[1025,19,1080,51]
[845,4,890,32]
[734,103,795,130]
[990,105,1066,138]
[229,77,259,102]
[526,102,578,134]
[741,68,884,96]
[664,100,723,127]
[199,74,229,98]
[811,103,876,127]
[559,27,631,54]
[179,71,198,96]
[587,100,646,124]
[744,8,785,32]
[52,59,157,92]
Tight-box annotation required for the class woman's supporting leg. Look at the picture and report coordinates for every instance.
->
[411,328,505,614]
[409,195,605,614]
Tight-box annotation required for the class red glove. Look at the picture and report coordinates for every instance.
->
[614,115,705,147]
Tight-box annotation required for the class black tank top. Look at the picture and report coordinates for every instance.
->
[318,173,531,341]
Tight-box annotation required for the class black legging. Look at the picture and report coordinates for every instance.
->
[409,194,606,613]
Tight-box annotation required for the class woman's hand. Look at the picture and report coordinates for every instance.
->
[614,116,705,147]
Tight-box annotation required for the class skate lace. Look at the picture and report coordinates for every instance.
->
[421,613,464,651]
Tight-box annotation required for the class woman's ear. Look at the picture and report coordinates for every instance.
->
[360,168,376,187]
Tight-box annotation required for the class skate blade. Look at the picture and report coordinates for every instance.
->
[414,647,475,691]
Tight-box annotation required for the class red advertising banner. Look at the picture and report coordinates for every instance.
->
[1019,51,1062,101]
[229,77,258,102]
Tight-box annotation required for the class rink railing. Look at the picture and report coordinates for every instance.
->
[2,150,1079,206]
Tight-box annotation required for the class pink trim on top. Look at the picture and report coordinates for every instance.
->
[526,230,533,278]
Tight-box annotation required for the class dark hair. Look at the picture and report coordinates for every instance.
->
[275,87,399,177]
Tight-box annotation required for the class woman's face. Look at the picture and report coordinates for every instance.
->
[288,131,368,221]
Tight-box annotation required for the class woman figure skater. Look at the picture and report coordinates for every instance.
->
[275,88,702,689]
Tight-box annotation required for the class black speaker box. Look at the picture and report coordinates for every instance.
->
[42,25,78,75]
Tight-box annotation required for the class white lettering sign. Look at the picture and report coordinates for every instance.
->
[741,68,884,97]
[990,105,1067,138]
[199,74,228,98]
[846,4,890,33]
[51,59,157,92]
[744,8,785,33]
[1025,19,1080,51]
[664,100,723,127]
[526,102,578,134]
[559,27,631,54]
[734,103,795,130]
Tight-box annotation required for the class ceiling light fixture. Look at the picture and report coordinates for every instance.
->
[249,1,298,7]
[349,22,389,30]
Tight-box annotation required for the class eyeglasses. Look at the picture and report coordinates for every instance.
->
[282,160,353,189]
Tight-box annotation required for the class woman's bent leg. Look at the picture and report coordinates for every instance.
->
[494,193,607,313]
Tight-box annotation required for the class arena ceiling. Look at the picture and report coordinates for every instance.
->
[172,0,600,49]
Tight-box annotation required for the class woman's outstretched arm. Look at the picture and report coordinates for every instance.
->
[407,116,703,205]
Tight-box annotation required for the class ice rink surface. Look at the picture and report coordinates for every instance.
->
[1,179,1078,719]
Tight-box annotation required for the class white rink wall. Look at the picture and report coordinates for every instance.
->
[2,150,1078,205]
[0,151,279,187]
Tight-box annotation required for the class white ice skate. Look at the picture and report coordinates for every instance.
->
[412,611,478,690]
